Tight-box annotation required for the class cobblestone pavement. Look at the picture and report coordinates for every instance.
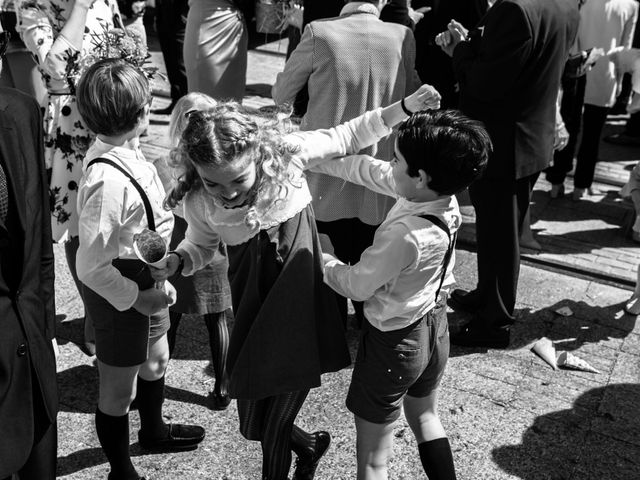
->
[51,30,640,479]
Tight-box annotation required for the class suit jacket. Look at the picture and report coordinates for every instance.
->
[452,0,580,179]
[272,4,422,224]
[0,87,57,477]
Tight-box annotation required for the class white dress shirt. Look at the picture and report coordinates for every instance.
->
[76,138,174,311]
[312,156,461,332]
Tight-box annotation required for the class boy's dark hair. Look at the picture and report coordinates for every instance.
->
[76,58,151,137]
[397,110,492,195]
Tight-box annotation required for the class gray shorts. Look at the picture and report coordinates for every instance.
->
[346,297,450,424]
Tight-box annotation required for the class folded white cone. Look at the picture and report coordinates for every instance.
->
[557,351,599,374]
[531,337,558,370]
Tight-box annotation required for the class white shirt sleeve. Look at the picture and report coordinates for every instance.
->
[77,174,139,311]
[323,223,417,301]
[286,109,391,169]
[178,192,222,276]
[310,155,397,198]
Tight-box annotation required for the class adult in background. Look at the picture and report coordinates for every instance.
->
[568,0,638,200]
[437,0,580,348]
[0,24,57,480]
[0,8,45,100]
[152,0,188,115]
[414,0,488,108]
[16,0,123,355]
[272,0,422,326]
[184,0,247,101]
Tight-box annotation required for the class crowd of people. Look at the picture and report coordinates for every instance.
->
[0,0,638,479]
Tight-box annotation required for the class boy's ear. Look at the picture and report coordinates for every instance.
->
[415,169,430,189]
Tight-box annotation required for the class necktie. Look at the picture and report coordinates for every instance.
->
[0,161,8,224]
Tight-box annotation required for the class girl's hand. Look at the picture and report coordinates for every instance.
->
[149,252,181,282]
[133,288,173,316]
[405,84,442,112]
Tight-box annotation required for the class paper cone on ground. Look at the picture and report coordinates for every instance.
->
[531,337,557,370]
[557,351,600,374]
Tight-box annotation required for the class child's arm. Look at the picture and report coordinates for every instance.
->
[153,191,222,280]
[77,174,143,311]
[288,84,441,169]
[323,223,417,302]
[310,155,397,198]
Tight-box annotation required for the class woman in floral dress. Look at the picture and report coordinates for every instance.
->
[16,0,121,344]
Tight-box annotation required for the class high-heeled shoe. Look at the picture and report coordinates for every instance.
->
[549,183,565,199]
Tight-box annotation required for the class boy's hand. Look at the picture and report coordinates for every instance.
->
[133,288,173,316]
[149,252,180,282]
[319,234,335,255]
[405,84,442,112]
[164,281,177,306]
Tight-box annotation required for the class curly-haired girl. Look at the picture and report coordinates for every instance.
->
[153,85,441,480]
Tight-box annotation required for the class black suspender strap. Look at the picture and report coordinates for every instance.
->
[86,157,156,231]
[418,214,457,303]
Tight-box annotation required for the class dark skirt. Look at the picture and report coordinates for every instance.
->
[227,205,351,400]
[169,215,232,315]
[83,259,170,367]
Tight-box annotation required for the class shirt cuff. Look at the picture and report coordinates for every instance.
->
[369,108,393,136]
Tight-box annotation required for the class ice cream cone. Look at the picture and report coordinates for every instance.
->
[531,337,558,370]
[557,351,599,374]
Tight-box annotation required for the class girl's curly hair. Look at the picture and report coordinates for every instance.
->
[164,102,300,229]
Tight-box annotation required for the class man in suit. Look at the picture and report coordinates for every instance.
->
[437,0,580,347]
[0,23,58,480]
[272,0,421,326]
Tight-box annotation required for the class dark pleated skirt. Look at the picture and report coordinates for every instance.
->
[227,205,351,400]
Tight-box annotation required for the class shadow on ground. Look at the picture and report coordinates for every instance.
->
[448,299,637,357]
[492,384,640,480]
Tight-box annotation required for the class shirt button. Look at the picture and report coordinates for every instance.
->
[16,343,27,357]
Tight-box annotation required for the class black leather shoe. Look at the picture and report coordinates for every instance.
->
[138,423,205,452]
[292,431,331,480]
[448,289,483,312]
[151,102,176,116]
[450,324,510,349]
[207,391,231,411]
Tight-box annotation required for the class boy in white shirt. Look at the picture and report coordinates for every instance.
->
[314,108,491,480]
[76,58,205,480]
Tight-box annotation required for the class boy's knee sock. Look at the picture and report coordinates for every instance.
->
[95,408,139,479]
[418,437,457,480]
[136,376,169,439]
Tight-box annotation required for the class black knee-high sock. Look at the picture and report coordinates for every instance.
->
[262,390,309,480]
[418,437,457,480]
[95,408,139,480]
[203,310,230,396]
[290,425,317,459]
[167,311,182,358]
[136,376,169,440]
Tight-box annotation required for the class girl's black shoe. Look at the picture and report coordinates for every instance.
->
[207,391,232,411]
